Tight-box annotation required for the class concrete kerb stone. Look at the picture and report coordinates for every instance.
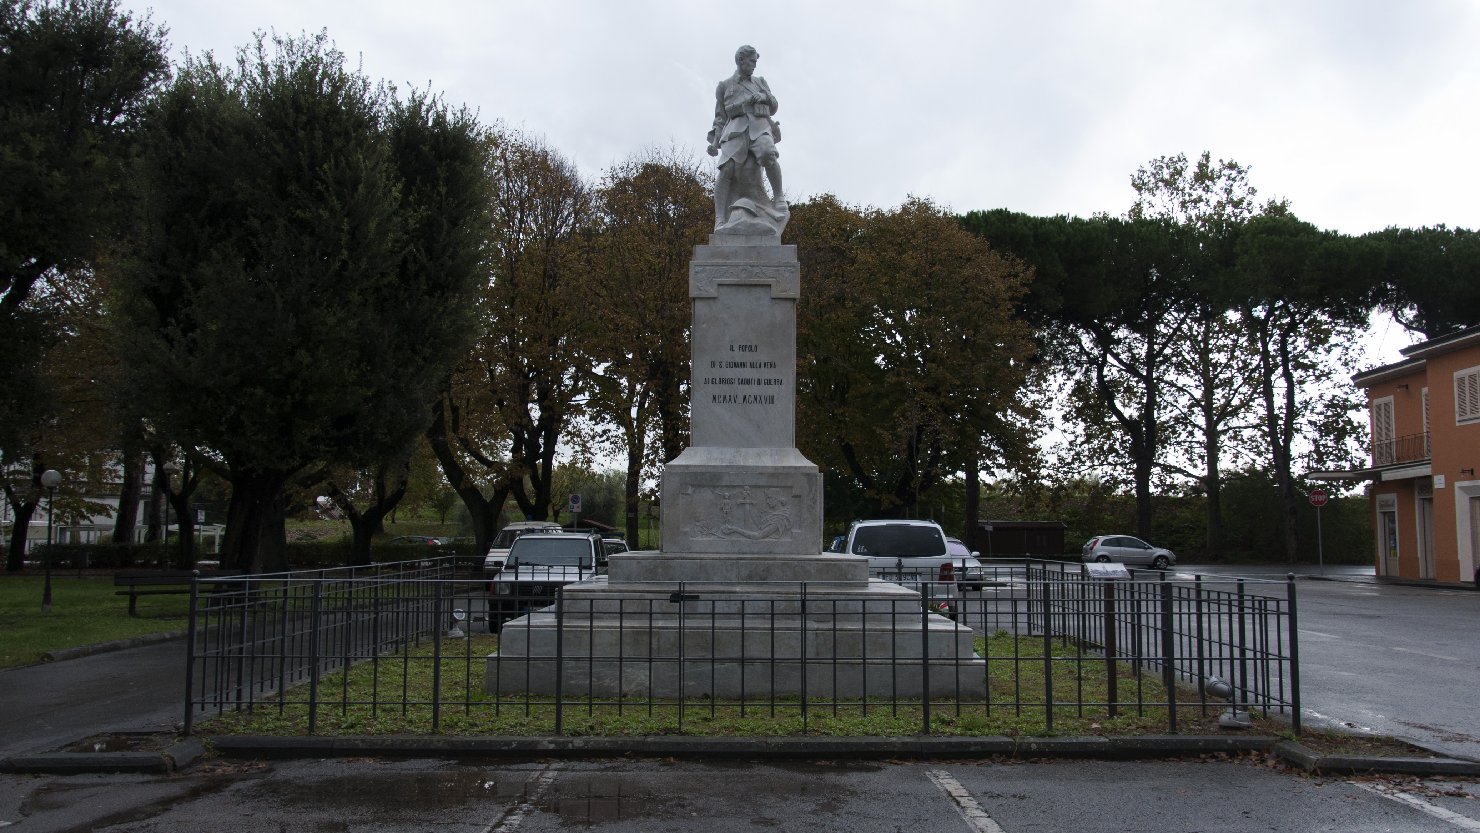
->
[10,734,1478,775]
[39,628,188,663]
[0,737,204,776]
[1272,739,1480,777]
[205,734,1277,763]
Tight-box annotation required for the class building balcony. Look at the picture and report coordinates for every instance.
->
[1372,432,1430,468]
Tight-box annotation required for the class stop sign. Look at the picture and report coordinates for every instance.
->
[1309,488,1329,507]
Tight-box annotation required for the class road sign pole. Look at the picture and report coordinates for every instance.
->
[1308,488,1328,575]
[1317,503,1324,575]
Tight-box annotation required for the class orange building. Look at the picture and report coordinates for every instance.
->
[1312,324,1480,586]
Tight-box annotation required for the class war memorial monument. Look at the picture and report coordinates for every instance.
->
[488,46,984,698]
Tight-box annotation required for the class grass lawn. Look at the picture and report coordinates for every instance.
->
[0,575,191,669]
[198,632,1283,739]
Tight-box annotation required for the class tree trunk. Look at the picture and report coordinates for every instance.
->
[328,470,407,567]
[112,447,144,545]
[169,488,196,570]
[1203,422,1224,561]
[222,470,289,573]
[427,394,507,557]
[1131,421,1154,540]
[5,491,37,571]
[143,471,163,544]
[625,440,643,547]
[1275,318,1302,563]
[964,451,981,553]
[166,458,202,570]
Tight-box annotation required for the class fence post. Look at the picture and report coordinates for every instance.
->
[183,571,200,735]
[1236,579,1249,718]
[1043,579,1054,733]
[431,578,444,733]
[801,583,811,730]
[554,587,565,736]
[1287,573,1302,734]
[920,593,931,734]
[1103,580,1117,718]
[308,578,323,735]
[1160,580,1177,734]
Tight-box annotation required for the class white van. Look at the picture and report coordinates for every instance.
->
[483,521,562,575]
[843,519,985,605]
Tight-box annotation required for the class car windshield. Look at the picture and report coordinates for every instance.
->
[851,525,945,557]
[508,539,591,566]
[492,527,556,549]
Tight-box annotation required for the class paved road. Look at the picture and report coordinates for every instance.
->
[4,757,1480,832]
[0,639,184,758]
[1288,576,1480,761]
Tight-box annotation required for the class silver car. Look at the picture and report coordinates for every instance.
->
[1081,535,1175,570]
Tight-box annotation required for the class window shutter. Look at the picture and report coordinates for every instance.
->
[1458,368,1480,423]
[1372,398,1395,465]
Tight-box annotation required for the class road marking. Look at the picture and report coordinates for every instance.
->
[483,765,560,833]
[927,769,1008,833]
[1391,646,1462,662]
[1353,782,1480,831]
[1299,629,1340,639]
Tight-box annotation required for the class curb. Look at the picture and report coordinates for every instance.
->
[40,629,188,663]
[0,737,203,775]
[7,733,1479,776]
[1272,740,1480,777]
[206,735,1480,776]
[204,734,1275,762]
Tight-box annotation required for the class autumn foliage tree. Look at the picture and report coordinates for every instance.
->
[792,196,1036,522]
[428,128,593,556]
[585,151,711,543]
[118,33,487,572]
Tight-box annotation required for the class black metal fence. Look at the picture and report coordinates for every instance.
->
[184,557,1299,736]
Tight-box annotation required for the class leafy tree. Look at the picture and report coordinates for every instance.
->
[325,456,409,565]
[585,151,710,543]
[1128,152,1269,557]
[793,196,1035,520]
[1367,225,1480,338]
[2,269,118,567]
[118,33,486,572]
[977,211,1195,539]
[0,0,166,529]
[1233,213,1370,562]
[0,0,167,319]
[428,128,594,557]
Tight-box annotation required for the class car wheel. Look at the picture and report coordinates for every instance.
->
[1095,555,1111,563]
[1152,555,1170,570]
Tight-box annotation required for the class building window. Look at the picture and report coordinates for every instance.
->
[1423,387,1430,456]
[1458,366,1480,424]
[1372,395,1395,465]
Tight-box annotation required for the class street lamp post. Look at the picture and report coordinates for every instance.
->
[40,469,61,613]
[161,461,178,567]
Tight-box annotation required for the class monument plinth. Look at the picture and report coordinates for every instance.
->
[487,46,983,699]
[610,236,863,584]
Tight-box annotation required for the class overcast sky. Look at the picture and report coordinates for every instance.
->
[137,0,1470,360]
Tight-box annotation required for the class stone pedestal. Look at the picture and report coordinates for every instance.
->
[488,234,984,699]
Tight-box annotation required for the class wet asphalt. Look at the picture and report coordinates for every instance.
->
[4,563,1480,831]
[5,756,1480,832]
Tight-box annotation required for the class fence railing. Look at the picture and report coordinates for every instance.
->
[1373,431,1429,467]
[184,557,1299,736]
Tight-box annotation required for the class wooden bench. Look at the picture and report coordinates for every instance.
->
[113,571,237,616]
